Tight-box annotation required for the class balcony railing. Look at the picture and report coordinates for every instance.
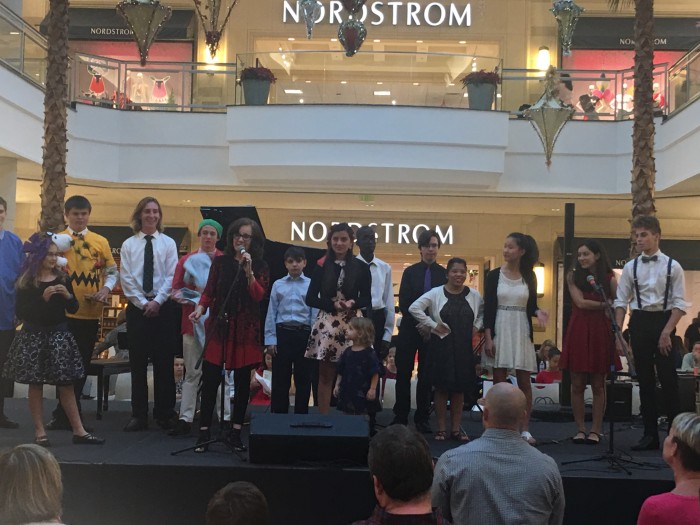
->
[0,3,48,88]
[668,41,700,116]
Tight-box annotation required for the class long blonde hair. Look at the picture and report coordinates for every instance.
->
[0,444,63,525]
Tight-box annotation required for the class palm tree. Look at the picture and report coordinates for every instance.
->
[39,0,70,232]
[608,0,656,219]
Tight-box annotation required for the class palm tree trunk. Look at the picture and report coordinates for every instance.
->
[630,0,656,218]
[39,0,70,232]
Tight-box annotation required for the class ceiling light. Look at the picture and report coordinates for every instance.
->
[182,199,192,203]
[376,81,383,85]
[374,90,391,96]
[288,37,295,41]
[285,89,303,94]
[458,40,466,44]
[416,40,423,43]
[305,80,311,83]
[299,98,304,103]
[448,82,455,86]
[412,82,419,86]
[10,31,20,35]
[373,39,381,43]
[551,208,561,212]
[391,100,397,105]
[331,38,337,42]
[340,80,347,84]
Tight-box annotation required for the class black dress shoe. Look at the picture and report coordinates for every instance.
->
[157,417,177,431]
[631,434,659,451]
[73,433,105,445]
[0,416,19,429]
[414,420,432,434]
[123,418,148,432]
[168,419,191,436]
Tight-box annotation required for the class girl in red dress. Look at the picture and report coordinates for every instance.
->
[561,239,621,445]
[191,218,269,452]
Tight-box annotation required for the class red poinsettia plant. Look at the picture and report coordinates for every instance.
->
[461,69,501,86]
[240,66,277,83]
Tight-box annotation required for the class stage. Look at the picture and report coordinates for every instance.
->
[0,399,673,525]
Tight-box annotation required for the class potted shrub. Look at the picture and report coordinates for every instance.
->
[461,69,500,110]
[239,66,277,106]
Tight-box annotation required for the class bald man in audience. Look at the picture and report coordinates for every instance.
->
[432,383,565,525]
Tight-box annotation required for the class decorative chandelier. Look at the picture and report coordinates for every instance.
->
[550,0,584,56]
[524,67,576,167]
[116,0,172,66]
[300,0,322,40]
[193,0,241,59]
[338,0,368,57]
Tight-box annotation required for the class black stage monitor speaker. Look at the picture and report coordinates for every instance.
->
[249,413,369,465]
[605,382,632,422]
[678,373,696,413]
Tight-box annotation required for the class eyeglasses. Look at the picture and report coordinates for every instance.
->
[423,243,439,249]
[233,233,253,240]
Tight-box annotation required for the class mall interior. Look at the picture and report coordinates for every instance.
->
[1,0,700,350]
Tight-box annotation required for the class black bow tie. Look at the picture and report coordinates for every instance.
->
[71,231,83,239]
[641,255,658,263]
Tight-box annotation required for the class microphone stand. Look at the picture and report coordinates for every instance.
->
[562,278,646,474]
[172,257,246,460]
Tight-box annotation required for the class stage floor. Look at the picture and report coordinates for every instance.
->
[0,399,674,525]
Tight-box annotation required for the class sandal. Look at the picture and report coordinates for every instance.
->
[34,435,51,448]
[585,431,601,445]
[434,430,447,441]
[451,430,469,442]
[572,431,587,445]
[521,431,536,446]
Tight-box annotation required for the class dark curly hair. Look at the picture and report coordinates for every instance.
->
[225,218,265,261]
[570,239,613,296]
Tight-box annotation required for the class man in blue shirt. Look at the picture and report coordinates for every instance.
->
[0,196,24,428]
[264,246,315,414]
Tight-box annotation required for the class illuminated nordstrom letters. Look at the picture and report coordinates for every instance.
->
[291,221,454,245]
[282,1,471,27]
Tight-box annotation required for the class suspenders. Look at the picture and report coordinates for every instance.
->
[632,255,673,310]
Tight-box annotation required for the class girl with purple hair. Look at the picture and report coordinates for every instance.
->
[2,233,104,447]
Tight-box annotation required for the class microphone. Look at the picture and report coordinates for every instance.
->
[237,245,246,256]
[586,275,598,288]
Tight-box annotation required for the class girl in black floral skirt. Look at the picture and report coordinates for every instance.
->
[3,233,104,447]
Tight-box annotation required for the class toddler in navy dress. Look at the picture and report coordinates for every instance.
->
[334,317,380,433]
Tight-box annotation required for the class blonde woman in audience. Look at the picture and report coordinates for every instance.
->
[0,444,65,525]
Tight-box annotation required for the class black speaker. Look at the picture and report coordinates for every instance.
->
[605,382,632,421]
[678,374,696,413]
[249,413,369,465]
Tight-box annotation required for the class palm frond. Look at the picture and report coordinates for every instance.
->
[608,0,634,11]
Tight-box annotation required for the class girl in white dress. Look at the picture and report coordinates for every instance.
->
[483,233,549,444]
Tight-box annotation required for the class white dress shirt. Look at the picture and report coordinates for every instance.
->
[356,253,395,342]
[614,250,689,312]
[120,231,178,308]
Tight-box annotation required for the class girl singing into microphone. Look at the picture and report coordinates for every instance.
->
[191,218,269,452]
[561,239,621,445]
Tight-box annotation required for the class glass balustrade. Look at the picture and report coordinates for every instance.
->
[668,42,700,115]
[0,3,47,88]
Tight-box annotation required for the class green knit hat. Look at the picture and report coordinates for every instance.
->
[198,218,223,238]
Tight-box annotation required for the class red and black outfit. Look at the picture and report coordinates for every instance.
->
[198,255,269,428]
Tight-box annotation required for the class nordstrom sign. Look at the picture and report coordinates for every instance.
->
[283,1,472,27]
[291,221,454,245]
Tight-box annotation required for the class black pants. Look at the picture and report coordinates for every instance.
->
[393,324,431,423]
[0,329,16,415]
[200,361,252,428]
[629,310,680,436]
[52,318,98,421]
[126,301,178,421]
[271,326,311,414]
[368,309,388,358]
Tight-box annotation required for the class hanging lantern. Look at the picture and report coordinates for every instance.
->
[192,0,241,59]
[524,67,576,167]
[550,0,584,56]
[300,0,322,40]
[340,0,367,14]
[338,18,367,57]
[116,0,172,66]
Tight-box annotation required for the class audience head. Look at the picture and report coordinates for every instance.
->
[130,197,163,234]
[0,196,7,230]
[417,229,440,265]
[483,382,527,431]
[368,425,434,506]
[225,217,265,260]
[664,412,700,472]
[547,346,561,370]
[0,444,63,525]
[205,481,269,525]
[348,317,375,349]
[538,339,555,362]
[173,356,185,380]
[692,342,700,364]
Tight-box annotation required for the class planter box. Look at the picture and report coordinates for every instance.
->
[242,79,271,106]
[466,83,496,110]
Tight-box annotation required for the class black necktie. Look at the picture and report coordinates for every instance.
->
[143,235,154,294]
[641,255,658,263]
[423,265,431,293]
